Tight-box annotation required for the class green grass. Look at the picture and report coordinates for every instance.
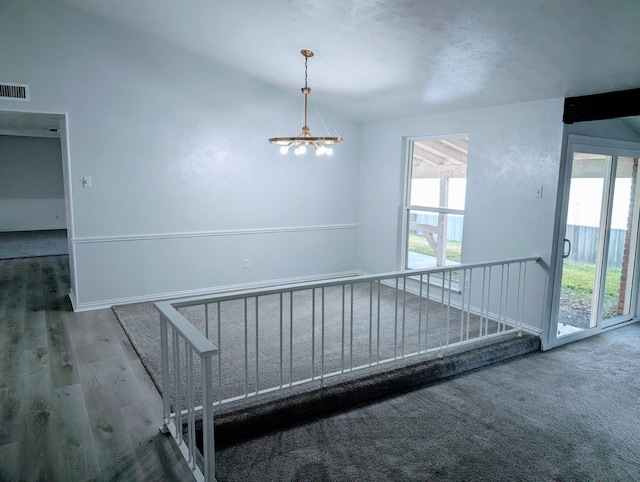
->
[561,260,622,317]
[561,261,621,297]
[408,233,462,262]
[409,234,624,318]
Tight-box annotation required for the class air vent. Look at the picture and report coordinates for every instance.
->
[0,82,30,101]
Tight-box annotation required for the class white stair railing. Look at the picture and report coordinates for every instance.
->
[155,256,540,481]
[157,300,217,482]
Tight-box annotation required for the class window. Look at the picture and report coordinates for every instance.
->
[404,136,468,269]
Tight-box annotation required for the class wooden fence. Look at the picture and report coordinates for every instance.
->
[408,216,627,269]
[565,224,627,268]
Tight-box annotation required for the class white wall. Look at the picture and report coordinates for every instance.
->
[0,135,66,231]
[358,99,566,331]
[0,1,361,309]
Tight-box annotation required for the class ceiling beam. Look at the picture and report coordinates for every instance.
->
[413,140,467,165]
[563,88,640,124]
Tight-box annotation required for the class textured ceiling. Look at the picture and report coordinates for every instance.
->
[3,1,640,136]
[57,0,640,122]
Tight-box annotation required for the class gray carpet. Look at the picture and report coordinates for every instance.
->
[214,322,640,481]
[0,229,68,259]
[112,282,514,411]
[114,284,541,452]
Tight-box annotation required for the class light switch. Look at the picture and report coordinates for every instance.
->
[535,185,543,198]
[83,176,92,188]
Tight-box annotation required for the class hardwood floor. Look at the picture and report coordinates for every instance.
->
[0,256,195,481]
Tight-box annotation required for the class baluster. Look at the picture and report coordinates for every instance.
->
[341,284,345,373]
[376,280,381,364]
[446,271,452,347]
[205,303,209,339]
[202,353,216,482]
[255,296,259,394]
[438,274,445,357]
[505,263,516,330]
[369,280,373,366]
[479,266,487,337]
[394,277,399,359]
[312,289,316,380]
[172,329,181,443]
[418,274,423,352]
[160,314,171,429]
[244,298,248,397]
[517,261,527,336]
[186,345,195,468]
[279,292,284,388]
[425,274,430,351]
[459,270,465,343]
[498,264,506,332]
[321,287,325,385]
[466,269,472,340]
[290,291,294,386]
[350,284,354,371]
[402,276,407,357]
[484,266,493,336]
[217,302,222,403]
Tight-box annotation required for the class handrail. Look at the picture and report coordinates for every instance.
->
[156,300,218,356]
[168,256,541,308]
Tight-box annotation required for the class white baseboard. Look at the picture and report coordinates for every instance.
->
[73,268,543,338]
[69,288,78,311]
[71,270,363,312]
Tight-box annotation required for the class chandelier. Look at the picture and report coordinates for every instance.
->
[269,50,342,155]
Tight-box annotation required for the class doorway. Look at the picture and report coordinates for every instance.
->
[0,110,75,305]
[552,135,640,344]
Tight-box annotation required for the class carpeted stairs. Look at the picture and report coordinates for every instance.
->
[211,332,540,446]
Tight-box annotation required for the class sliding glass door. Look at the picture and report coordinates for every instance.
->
[553,136,640,344]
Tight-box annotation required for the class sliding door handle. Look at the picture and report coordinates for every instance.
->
[562,238,572,259]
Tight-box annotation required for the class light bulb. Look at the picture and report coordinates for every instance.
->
[280,146,289,154]
[316,146,326,156]
[326,148,333,156]
[294,145,306,155]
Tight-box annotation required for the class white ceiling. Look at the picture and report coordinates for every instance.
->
[57,0,640,122]
[2,1,640,137]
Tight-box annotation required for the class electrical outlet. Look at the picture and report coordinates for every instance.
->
[243,259,250,269]
[535,185,543,198]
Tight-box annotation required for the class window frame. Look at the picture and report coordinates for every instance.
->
[401,134,469,271]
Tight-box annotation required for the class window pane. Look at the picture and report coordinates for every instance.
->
[559,153,607,333]
[410,178,440,207]
[406,137,468,269]
[407,210,464,269]
[448,178,466,210]
[603,157,638,320]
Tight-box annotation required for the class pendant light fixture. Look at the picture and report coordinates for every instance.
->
[269,50,342,155]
